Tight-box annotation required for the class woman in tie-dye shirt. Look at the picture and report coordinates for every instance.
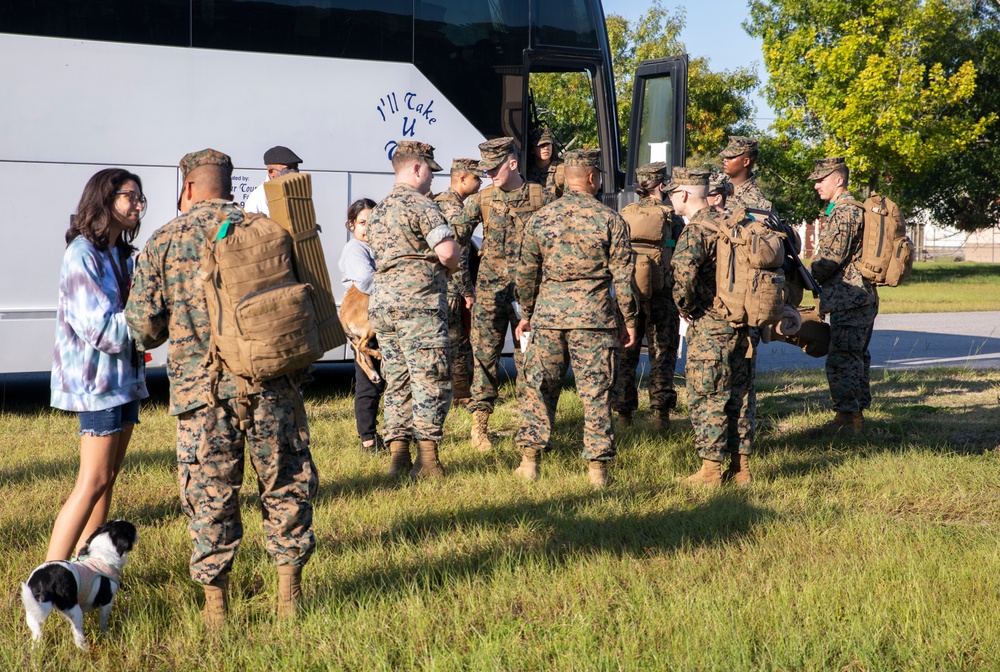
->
[46,169,149,561]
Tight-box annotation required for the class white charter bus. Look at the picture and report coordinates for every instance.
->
[0,0,687,373]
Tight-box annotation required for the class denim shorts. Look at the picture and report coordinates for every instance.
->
[78,399,141,437]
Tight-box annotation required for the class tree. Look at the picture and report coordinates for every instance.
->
[531,0,759,167]
[746,0,994,224]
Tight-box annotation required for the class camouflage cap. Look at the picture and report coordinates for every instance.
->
[530,127,554,147]
[451,158,481,173]
[564,148,604,172]
[395,140,443,171]
[708,173,733,197]
[635,161,667,182]
[807,156,847,181]
[664,166,710,192]
[719,135,758,159]
[179,148,233,181]
[478,137,516,171]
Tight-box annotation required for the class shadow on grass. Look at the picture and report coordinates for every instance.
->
[317,487,774,602]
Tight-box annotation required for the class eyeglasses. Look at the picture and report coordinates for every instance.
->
[116,190,147,208]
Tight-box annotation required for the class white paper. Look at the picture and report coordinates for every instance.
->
[648,142,669,164]
[519,330,531,353]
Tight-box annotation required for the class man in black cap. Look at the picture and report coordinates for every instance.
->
[245,145,303,216]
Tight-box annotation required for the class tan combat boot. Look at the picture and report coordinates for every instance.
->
[410,440,446,479]
[681,459,723,488]
[470,410,493,452]
[387,440,413,477]
[808,412,856,438]
[201,575,229,630]
[588,460,611,488]
[276,564,302,619]
[652,409,670,431]
[617,411,633,427]
[722,453,753,486]
[852,411,865,433]
[514,447,541,481]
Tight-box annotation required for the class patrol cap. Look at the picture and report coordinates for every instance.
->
[262,145,302,165]
[530,128,554,147]
[635,161,667,182]
[478,137,516,171]
[451,158,481,173]
[808,156,847,181]
[664,166,710,192]
[179,148,233,181]
[708,173,733,197]
[395,140,443,172]
[563,148,604,172]
[719,136,758,159]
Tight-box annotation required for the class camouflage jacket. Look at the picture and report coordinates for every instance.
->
[126,199,239,415]
[526,158,565,201]
[368,182,454,311]
[671,205,736,330]
[434,188,475,299]
[452,181,551,287]
[811,191,877,314]
[732,174,773,211]
[516,190,636,329]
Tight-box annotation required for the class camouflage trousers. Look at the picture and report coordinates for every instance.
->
[827,300,878,413]
[684,317,754,462]
[447,295,474,402]
[176,378,318,586]
[516,328,619,461]
[612,292,680,413]
[468,281,524,414]
[370,303,453,443]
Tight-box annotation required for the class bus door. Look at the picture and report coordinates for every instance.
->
[622,55,689,210]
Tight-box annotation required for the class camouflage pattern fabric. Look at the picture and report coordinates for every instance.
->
[514,189,636,461]
[516,190,636,330]
[368,182,454,440]
[126,199,239,415]
[517,328,619,459]
[452,181,551,413]
[671,206,756,459]
[827,299,878,413]
[613,197,682,413]
[526,159,565,201]
[732,174,773,212]
[176,376,318,584]
[434,189,475,401]
[811,192,878,315]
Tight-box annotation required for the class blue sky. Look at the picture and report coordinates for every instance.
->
[601,0,775,125]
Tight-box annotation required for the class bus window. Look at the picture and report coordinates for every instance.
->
[0,0,189,47]
[528,69,599,155]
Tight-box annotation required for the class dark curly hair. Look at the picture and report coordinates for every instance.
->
[65,168,144,255]
[346,197,377,231]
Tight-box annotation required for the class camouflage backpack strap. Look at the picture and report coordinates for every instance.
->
[478,184,499,239]
[435,190,462,207]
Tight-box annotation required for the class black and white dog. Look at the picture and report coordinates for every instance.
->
[21,520,138,650]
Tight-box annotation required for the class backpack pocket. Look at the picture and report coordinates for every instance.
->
[631,246,664,302]
[235,282,323,381]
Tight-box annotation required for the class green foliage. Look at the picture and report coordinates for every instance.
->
[747,0,995,220]
[531,0,758,166]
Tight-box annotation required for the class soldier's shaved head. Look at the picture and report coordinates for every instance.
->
[186,164,232,199]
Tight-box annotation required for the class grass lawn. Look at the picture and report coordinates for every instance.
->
[3,367,1000,671]
[798,261,1000,314]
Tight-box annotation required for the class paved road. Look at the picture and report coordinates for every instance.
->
[751,311,1000,372]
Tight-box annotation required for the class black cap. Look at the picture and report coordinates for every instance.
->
[263,146,302,165]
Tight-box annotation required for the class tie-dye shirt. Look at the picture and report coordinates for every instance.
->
[50,236,148,412]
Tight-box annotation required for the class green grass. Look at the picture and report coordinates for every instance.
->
[798,261,1000,314]
[3,368,1000,670]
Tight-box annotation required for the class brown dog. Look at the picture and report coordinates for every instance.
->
[339,284,381,383]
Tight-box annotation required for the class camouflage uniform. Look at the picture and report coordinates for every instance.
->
[809,158,878,413]
[732,175,773,212]
[434,186,475,402]
[526,127,565,201]
[671,171,754,462]
[612,166,683,417]
[368,182,455,443]
[452,139,552,414]
[125,150,317,585]
[515,155,636,461]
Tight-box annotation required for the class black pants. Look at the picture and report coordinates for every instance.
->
[354,354,385,442]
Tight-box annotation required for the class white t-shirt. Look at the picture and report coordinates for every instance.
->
[244,181,269,215]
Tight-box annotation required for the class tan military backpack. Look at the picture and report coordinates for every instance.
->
[844,193,914,287]
[621,201,675,301]
[201,210,323,390]
[706,208,787,328]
